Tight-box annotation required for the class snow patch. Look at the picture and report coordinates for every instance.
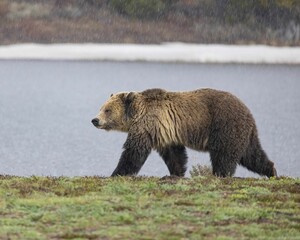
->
[0,43,300,64]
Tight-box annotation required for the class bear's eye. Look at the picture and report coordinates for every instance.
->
[105,109,111,114]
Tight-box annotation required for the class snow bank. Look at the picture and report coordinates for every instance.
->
[0,43,300,64]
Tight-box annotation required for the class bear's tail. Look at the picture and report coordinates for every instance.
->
[240,128,277,178]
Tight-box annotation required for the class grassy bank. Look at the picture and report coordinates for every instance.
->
[0,175,299,239]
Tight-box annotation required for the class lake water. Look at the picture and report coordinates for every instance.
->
[0,60,299,177]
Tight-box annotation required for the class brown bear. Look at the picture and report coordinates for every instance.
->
[91,88,277,178]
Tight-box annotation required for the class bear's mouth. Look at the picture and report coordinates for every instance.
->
[98,124,112,131]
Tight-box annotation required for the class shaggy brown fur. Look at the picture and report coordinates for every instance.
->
[92,88,277,177]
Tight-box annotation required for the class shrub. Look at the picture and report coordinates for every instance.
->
[215,0,300,27]
[190,164,213,178]
[109,0,173,19]
[0,1,9,19]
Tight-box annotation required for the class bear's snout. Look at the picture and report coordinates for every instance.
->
[91,118,100,127]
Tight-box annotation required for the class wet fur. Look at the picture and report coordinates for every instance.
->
[94,88,277,177]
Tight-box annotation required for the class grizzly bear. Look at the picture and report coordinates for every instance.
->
[91,88,277,178]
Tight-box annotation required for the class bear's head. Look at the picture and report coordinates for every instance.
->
[91,92,138,132]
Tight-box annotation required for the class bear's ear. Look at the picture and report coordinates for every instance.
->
[124,92,136,119]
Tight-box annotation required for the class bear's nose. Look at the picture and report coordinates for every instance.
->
[91,118,100,127]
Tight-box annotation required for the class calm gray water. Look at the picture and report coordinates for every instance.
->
[0,61,299,177]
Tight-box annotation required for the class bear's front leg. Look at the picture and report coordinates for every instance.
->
[157,145,188,176]
[111,132,152,176]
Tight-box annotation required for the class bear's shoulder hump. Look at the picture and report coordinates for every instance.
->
[141,88,168,100]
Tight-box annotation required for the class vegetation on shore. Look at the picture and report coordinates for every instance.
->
[0,173,299,239]
[0,0,299,45]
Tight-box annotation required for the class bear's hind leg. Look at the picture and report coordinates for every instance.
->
[210,150,238,177]
[240,139,277,178]
[158,145,187,177]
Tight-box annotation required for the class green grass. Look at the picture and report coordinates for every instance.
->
[0,175,299,239]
